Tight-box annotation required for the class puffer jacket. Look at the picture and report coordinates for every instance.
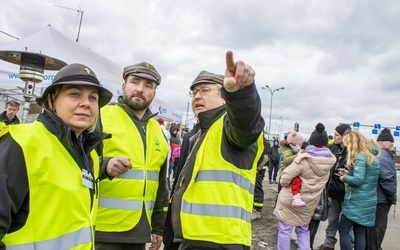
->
[342,146,380,227]
[277,142,298,176]
[274,148,336,226]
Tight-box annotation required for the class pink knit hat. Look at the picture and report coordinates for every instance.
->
[286,131,303,146]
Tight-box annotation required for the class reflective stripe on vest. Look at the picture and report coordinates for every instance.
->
[181,200,251,222]
[2,122,98,249]
[99,198,155,212]
[181,115,264,246]
[97,105,168,232]
[196,170,255,195]
[6,227,92,250]
[117,169,159,181]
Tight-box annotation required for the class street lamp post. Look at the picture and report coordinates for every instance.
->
[278,116,289,140]
[262,85,285,140]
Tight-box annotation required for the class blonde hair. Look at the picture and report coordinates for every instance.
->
[343,131,378,168]
[41,85,99,133]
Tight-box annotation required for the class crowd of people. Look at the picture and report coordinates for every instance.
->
[0,50,397,250]
[253,124,397,250]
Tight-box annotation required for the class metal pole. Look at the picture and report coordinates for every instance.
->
[262,85,285,141]
[22,100,30,123]
[268,92,273,141]
[185,102,190,127]
[76,10,84,42]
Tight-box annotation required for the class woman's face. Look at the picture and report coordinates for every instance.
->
[52,84,99,136]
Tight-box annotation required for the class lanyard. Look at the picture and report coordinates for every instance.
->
[77,136,91,173]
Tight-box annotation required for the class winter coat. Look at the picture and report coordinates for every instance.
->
[342,147,380,227]
[0,111,21,131]
[377,148,397,204]
[278,143,298,176]
[274,149,336,226]
[169,124,181,151]
[270,140,280,165]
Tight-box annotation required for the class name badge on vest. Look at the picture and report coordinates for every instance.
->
[82,169,94,189]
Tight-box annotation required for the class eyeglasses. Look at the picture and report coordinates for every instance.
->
[189,87,220,97]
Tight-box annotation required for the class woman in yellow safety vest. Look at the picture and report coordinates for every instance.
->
[0,63,113,250]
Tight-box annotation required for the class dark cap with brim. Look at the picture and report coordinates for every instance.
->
[190,71,224,90]
[123,62,161,85]
[36,63,113,107]
[377,128,394,142]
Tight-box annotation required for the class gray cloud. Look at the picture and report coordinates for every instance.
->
[1,0,399,148]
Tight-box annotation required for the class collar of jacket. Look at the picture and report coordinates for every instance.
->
[117,103,157,123]
[197,105,226,134]
[37,109,105,154]
[0,111,19,123]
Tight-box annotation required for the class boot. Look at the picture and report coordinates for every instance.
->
[251,209,261,221]
[292,194,306,207]
[269,180,272,184]
[315,244,334,250]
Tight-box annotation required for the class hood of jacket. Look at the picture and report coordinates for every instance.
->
[293,151,336,178]
[170,124,179,135]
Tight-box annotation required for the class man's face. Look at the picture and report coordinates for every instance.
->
[380,141,393,151]
[122,75,157,111]
[6,104,19,120]
[191,83,225,117]
[333,130,344,145]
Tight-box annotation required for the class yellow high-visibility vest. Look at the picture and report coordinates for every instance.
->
[181,116,264,246]
[97,105,168,232]
[0,118,21,131]
[2,122,99,250]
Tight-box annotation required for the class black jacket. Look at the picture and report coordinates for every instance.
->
[327,144,348,200]
[269,140,280,165]
[0,111,20,126]
[0,110,106,249]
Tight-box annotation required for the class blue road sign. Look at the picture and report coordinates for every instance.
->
[353,122,360,127]
[372,129,378,135]
[394,131,399,137]
[396,126,400,131]
[374,124,381,129]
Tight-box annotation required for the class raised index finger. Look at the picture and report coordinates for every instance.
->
[225,50,235,74]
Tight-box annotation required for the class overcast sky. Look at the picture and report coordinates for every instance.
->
[1,0,399,146]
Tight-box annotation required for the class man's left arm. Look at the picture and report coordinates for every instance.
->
[223,51,265,149]
[379,157,397,198]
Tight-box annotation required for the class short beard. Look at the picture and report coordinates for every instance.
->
[123,93,152,111]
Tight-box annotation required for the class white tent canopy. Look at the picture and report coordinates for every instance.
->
[0,25,182,122]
